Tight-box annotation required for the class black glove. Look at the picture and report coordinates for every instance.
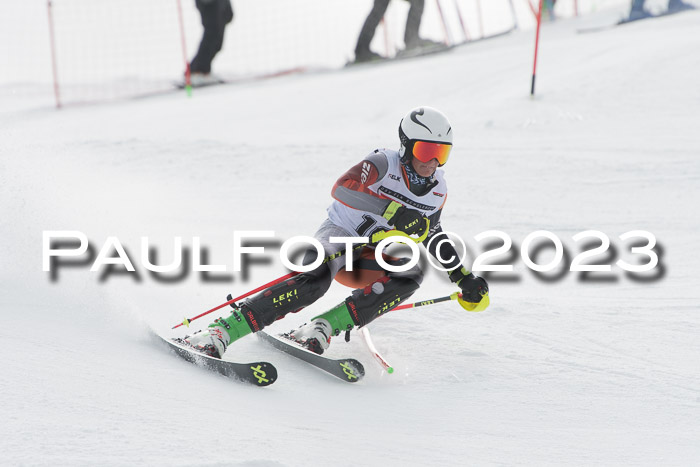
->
[449,267,489,303]
[383,202,428,237]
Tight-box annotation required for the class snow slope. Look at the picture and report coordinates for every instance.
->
[2,9,700,467]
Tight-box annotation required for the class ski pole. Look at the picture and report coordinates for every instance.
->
[172,226,430,329]
[172,272,297,329]
[393,291,490,312]
[360,326,394,374]
[360,290,490,373]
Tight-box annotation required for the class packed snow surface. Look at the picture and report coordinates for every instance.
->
[2,8,700,467]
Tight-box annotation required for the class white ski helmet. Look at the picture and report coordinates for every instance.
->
[398,106,453,166]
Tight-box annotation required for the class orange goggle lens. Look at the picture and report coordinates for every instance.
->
[412,141,452,166]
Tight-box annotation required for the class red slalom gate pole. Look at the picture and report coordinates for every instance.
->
[476,0,484,39]
[46,0,61,109]
[172,271,298,329]
[530,0,544,96]
[435,0,452,45]
[381,18,391,57]
[175,0,192,95]
[525,0,538,18]
[453,0,470,41]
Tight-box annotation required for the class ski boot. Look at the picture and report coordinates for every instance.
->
[288,301,357,355]
[627,0,652,21]
[354,48,383,63]
[188,72,225,88]
[667,0,695,13]
[181,307,255,358]
[288,319,332,354]
[180,327,230,359]
[406,37,443,50]
[402,37,447,55]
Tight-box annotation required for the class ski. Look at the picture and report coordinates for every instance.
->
[578,7,695,33]
[347,28,514,67]
[156,334,277,387]
[174,77,228,90]
[257,331,365,383]
[174,66,310,90]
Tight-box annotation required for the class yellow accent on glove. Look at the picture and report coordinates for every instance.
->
[382,201,403,221]
[457,292,490,312]
[449,266,472,284]
[371,219,431,244]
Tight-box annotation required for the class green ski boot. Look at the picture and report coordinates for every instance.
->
[289,301,357,355]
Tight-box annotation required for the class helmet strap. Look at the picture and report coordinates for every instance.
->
[399,147,412,166]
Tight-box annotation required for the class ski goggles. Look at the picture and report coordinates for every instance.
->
[411,140,452,166]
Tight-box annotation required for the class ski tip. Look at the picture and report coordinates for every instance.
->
[162,335,278,386]
[339,359,365,382]
[249,362,278,386]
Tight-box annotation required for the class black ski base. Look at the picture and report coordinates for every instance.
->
[158,335,277,387]
[258,331,364,383]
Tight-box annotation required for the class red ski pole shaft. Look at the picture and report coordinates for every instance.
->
[393,293,462,311]
[172,271,298,329]
[171,227,424,329]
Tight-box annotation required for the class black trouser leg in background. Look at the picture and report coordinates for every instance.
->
[190,0,233,74]
[404,0,424,47]
[355,0,390,56]
[629,0,645,14]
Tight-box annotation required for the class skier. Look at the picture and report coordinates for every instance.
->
[182,106,489,358]
[354,0,443,63]
[188,0,234,86]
